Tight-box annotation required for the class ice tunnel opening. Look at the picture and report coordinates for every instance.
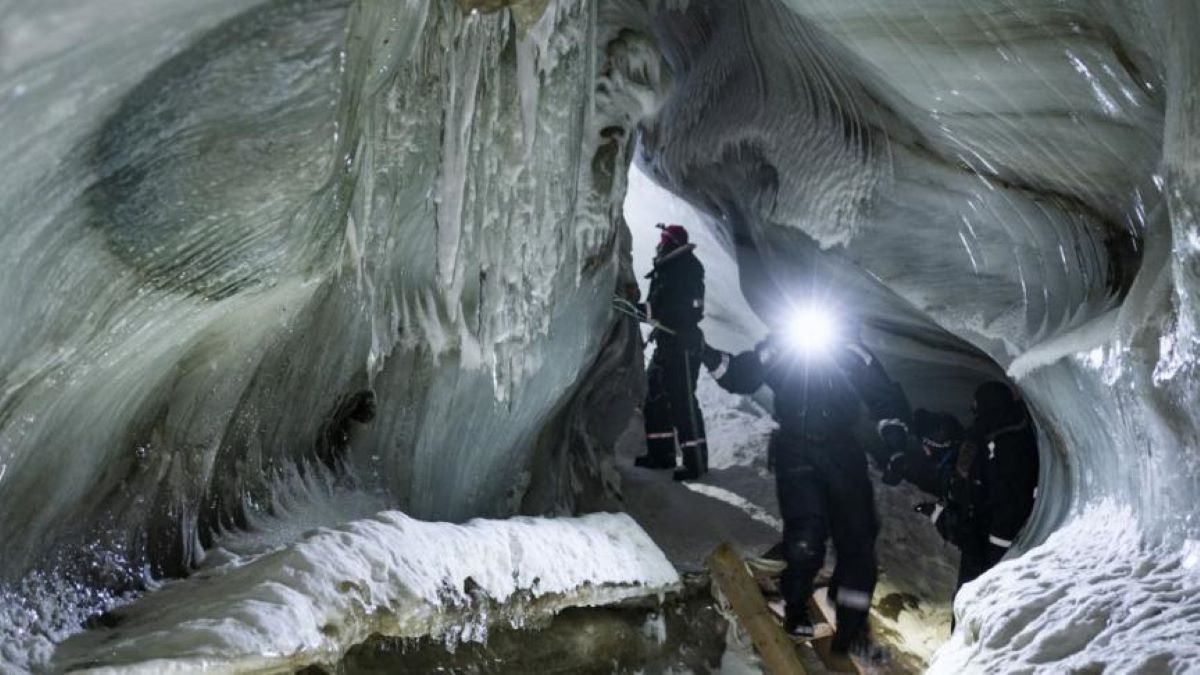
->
[623,160,1065,665]
[614,0,1200,668]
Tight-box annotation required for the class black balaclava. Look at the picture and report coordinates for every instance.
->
[914,408,965,456]
[973,380,1019,433]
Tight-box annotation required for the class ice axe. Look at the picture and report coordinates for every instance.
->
[611,296,676,335]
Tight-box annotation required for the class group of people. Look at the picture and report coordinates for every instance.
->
[627,223,1040,660]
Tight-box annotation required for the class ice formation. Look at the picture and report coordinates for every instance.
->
[627,0,1200,670]
[0,0,639,581]
[46,511,678,673]
[933,502,1200,672]
[1,0,1200,671]
[1,0,656,668]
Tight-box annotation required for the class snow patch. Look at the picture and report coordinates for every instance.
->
[932,503,1200,673]
[49,512,680,673]
[696,374,777,471]
[681,483,782,532]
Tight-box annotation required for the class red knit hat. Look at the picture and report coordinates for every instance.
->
[657,223,688,250]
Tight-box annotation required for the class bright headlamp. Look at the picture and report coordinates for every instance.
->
[784,305,838,354]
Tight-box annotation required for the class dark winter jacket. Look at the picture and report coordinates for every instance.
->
[936,412,1039,565]
[644,244,704,343]
[976,415,1039,560]
[901,410,965,497]
[903,443,959,498]
[706,339,910,469]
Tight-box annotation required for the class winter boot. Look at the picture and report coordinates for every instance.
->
[833,632,889,666]
[831,610,888,666]
[636,431,677,469]
[784,605,815,640]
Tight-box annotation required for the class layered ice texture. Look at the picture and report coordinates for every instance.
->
[628,0,1200,670]
[47,511,679,673]
[2,0,1200,671]
[1,0,651,668]
[0,0,636,581]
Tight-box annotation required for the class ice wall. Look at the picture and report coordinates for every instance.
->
[625,0,1200,668]
[0,0,646,624]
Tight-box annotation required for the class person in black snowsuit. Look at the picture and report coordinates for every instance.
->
[702,329,910,656]
[883,408,966,496]
[914,381,1040,597]
[635,224,709,481]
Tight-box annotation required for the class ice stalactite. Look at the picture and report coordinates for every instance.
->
[0,0,647,649]
[314,0,640,523]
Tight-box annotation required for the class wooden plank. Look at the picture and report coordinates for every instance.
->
[706,543,808,675]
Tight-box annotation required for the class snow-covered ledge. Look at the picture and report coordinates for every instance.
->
[51,512,680,673]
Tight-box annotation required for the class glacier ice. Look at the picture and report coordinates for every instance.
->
[0,0,657,667]
[0,0,639,579]
[932,502,1200,672]
[627,0,1200,670]
[47,511,678,673]
[1,0,1200,671]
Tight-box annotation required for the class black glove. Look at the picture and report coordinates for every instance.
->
[880,425,907,453]
[881,452,907,486]
[680,327,705,353]
[700,344,723,371]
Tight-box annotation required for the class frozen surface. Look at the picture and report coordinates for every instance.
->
[2,0,1200,671]
[49,511,678,673]
[933,503,1200,673]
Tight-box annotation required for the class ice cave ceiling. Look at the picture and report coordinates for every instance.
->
[0,0,1198,671]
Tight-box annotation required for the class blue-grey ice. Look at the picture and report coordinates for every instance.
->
[1,0,1198,671]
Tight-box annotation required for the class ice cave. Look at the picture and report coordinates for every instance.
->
[1,0,1198,672]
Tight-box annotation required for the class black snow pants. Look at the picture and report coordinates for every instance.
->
[955,536,991,593]
[643,335,707,473]
[948,530,991,630]
[775,440,878,649]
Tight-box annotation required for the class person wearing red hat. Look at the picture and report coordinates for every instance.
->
[635,223,709,481]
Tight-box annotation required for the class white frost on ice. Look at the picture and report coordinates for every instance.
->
[641,612,668,645]
[50,512,679,673]
[931,502,1200,673]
